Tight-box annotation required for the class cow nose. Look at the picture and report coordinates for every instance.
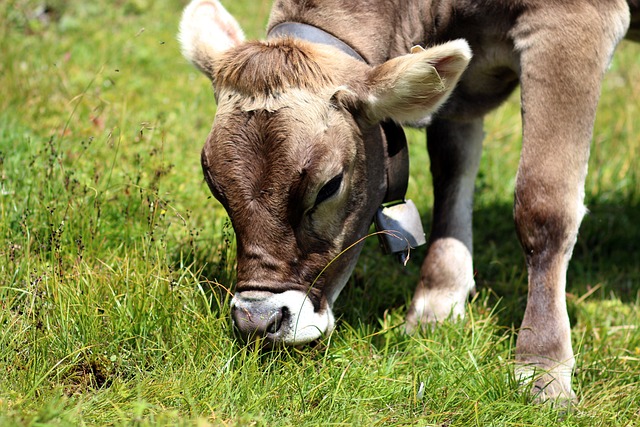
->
[231,304,289,339]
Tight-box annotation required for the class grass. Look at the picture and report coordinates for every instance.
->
[1,0,639,425]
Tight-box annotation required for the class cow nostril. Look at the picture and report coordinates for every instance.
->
[266,306,288,335]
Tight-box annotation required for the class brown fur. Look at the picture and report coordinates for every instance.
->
[214,39,341,97]
[268,0,636,402]
[181,0,638,402]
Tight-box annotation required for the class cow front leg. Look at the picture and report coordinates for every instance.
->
[512,2,629,402]
[406,118,483,329]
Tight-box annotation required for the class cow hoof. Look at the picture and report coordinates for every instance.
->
[405,237,475,333]
[516,365,577,406]
[404,285,472,333]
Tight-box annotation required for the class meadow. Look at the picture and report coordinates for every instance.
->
[0,0,639,425]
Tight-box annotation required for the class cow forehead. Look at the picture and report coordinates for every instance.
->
[216,86,337,116]
[206,37,364,180]
[204,89,358,211]
[212,87,356,167]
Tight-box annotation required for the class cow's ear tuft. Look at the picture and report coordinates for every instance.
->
[178,0,245,80]
[361,39,472,123]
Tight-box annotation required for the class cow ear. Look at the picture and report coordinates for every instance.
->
[178,0,245,80]
[361,39,472,123]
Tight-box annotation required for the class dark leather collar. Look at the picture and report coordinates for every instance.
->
[380,121,409,204]
[268,22,365,62]
[267,22,409,205]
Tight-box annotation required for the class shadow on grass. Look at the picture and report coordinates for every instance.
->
[335,194,640,332]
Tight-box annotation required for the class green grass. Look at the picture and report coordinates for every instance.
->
[1,1,639,425]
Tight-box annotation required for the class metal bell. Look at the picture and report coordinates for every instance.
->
[374,199,426,264]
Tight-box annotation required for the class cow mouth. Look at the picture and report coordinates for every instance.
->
[230,290,335,344]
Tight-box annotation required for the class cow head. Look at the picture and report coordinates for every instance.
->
[179,0,471,344]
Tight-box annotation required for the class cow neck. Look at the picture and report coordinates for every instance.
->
[267,22,410,205]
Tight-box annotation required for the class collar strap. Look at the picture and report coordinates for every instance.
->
[380,121,409,203]
[268,22,365,62]
[267,22,409,204]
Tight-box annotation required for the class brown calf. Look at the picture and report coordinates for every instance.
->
[180,0,639,402]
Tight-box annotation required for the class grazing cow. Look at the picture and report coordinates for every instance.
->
[179,0,639,402]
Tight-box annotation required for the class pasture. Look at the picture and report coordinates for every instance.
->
[1,0,639,425]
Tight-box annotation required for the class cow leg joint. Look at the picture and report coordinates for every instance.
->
[406,118,483,331]
[511,1,630,402]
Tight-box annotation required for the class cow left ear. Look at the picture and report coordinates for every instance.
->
[178,0,245,80]
[360,39,472,124]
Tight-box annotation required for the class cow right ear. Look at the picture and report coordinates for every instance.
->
[178,0,245,80]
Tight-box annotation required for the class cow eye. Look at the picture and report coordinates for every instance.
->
[314,173,343,206]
